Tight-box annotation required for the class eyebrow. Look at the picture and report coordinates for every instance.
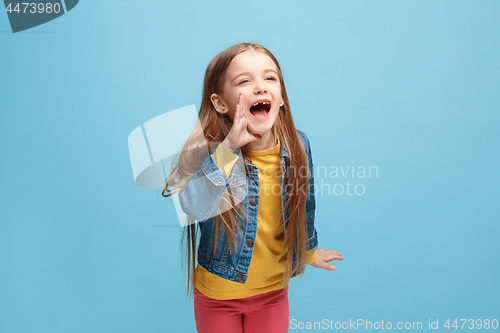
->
[232,69,278,83]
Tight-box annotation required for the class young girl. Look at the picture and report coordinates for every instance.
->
[163,42,343,333]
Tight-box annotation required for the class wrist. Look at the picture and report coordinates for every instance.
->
[221,140,237,153]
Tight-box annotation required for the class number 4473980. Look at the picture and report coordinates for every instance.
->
[5,3,61,14]
[444,319,498,330]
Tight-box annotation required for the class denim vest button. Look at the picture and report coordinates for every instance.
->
[217,179,223,184]
[236,274,243,282]
[250,198,257,206]
[246,239,254,247]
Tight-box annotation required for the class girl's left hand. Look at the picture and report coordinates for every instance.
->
[310,248,343,271]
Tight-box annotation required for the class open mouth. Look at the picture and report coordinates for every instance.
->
[249,100,271,119]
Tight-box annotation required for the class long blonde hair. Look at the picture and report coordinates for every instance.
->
[162,42,311,300]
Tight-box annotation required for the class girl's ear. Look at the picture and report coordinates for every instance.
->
[280,100,284,107]
[210,93,228,114]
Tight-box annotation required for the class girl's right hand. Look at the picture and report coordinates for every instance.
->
[221,93,262,153]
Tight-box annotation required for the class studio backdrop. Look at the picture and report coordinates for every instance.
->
[1,1,499,332]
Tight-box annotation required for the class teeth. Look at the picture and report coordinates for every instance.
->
[252,101,270,107]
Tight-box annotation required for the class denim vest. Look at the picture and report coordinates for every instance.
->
[179,129,318,284]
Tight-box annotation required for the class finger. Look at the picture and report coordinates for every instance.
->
[326,264,336,271]
[239,93,246,112]
[324,249,343,259]
[320,262,336,271]
[318,251,342,262]
[236,111,248,132]
[325,257,344,262]
[235,93,245,121]
[234,102,241,124]
[326,254,343,261]
[321,249,341,256]
[239,94,245,122]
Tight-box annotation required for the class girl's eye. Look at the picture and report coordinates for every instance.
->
[238,77,276,85]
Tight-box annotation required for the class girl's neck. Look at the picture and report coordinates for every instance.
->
[242,130,276,151]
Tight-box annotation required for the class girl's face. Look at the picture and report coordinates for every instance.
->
[212,50,283,136]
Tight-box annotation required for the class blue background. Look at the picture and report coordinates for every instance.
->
[1,0,499,332]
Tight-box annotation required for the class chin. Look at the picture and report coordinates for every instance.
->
[247,122,273,135]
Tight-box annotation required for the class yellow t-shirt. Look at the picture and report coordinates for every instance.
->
[195,135,317,300]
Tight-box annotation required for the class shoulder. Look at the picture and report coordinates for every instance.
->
[295,129,311,151]
[296,129,308,141]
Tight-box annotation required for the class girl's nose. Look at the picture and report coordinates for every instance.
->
[254,80,267,94]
